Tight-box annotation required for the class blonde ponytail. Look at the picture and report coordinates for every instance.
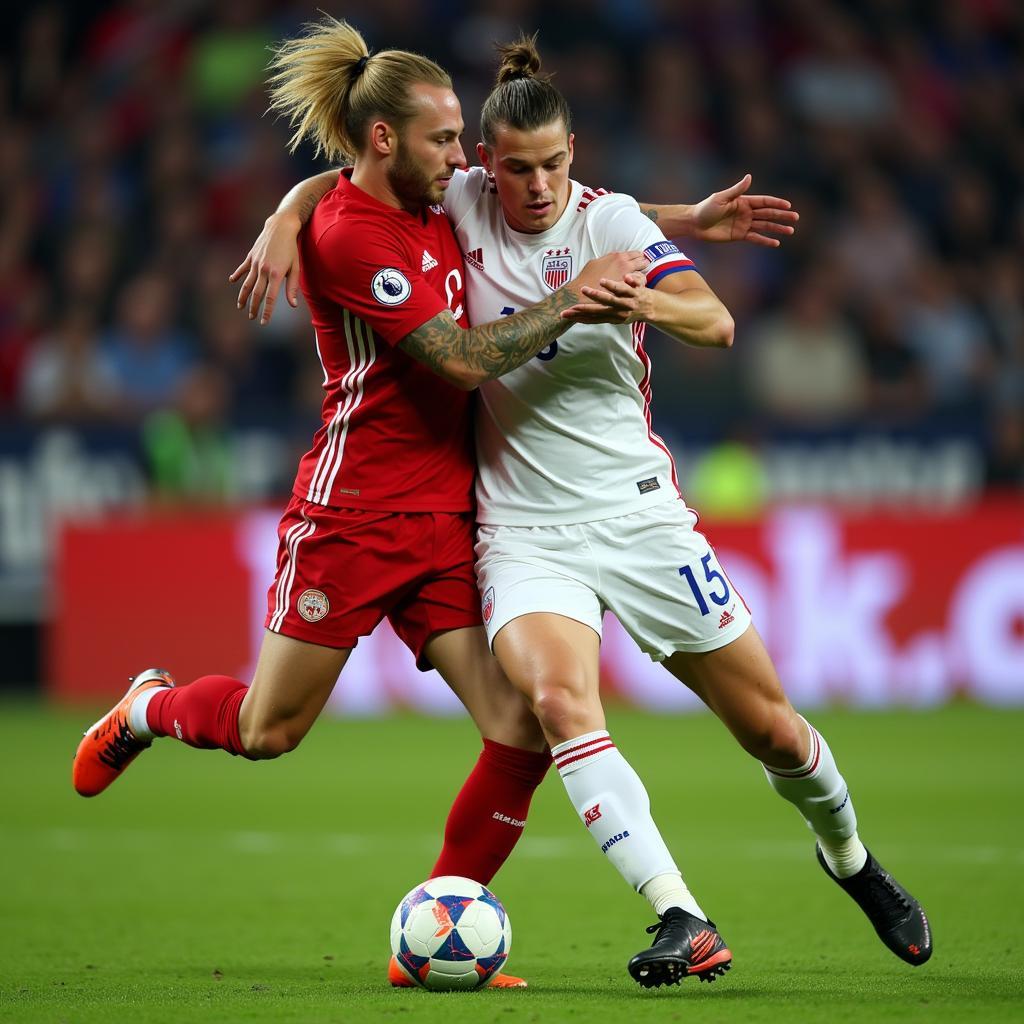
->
[267,14,451,162]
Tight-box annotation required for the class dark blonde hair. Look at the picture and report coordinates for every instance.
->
[267,14,452,162]
[479,33,572,148]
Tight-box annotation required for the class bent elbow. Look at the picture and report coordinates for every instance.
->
[442,364,482,391]
[716,314,735,348]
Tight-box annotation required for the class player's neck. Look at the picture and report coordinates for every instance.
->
[350,164,421,215]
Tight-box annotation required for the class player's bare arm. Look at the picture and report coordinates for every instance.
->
[562,270,733,349]
[229,170,342,322]
[239,172,797,325]
[639,174,798,247]
[401,250,647,389]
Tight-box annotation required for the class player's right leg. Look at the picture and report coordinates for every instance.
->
[72,632,350,796]
[492,611,730,986]
[73,495,364,796]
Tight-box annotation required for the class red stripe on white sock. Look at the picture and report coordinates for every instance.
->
[553,733,617,773]
[766,724,821,779]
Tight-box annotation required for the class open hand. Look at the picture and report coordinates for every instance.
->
[691,174,799,247]
[561,271,649,324]
[228,212,302,324]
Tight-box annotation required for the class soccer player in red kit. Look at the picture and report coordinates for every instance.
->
[70,16,642,988]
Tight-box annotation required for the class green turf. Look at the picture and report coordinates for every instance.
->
[1,700,1022,1023]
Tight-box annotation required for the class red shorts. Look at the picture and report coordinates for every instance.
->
[265,495,482,668]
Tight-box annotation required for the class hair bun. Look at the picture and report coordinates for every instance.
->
[496,33,543,84]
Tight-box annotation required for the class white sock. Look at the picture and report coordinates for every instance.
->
[128,687,162,740]
[764,716,867,878]
[552,730,703,914]
[641,871,706,921]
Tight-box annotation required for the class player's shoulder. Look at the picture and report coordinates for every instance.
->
[444,166,493,223]
[454,166,492,193]
[309,198,407,262]
[573,182,640,220]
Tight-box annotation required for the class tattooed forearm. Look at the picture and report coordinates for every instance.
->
[642,207,659,223]
[400,287,579,388]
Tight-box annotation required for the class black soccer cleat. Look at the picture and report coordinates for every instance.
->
[816,844,932,966]
[628,908,732,988]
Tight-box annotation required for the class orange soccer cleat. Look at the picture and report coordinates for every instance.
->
[387,955,527,989]
[72,669,175,797]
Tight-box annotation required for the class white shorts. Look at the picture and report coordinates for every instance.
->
[474,498,752,660]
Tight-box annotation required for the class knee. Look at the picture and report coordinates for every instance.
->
[487,698,548,751]
[742,707,807,768]
[530,671,596,744]
[239,720,304,760]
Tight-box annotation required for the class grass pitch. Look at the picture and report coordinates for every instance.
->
[1,700,1021,1023]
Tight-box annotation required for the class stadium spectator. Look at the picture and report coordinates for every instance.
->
[102,271,195,415]
[742,268,869,427]
[142,362,235,501]
[901,261,994,416]
[856,297,929,426]
[18,306,117,423]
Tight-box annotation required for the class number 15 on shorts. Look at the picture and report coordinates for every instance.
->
[679,553,731,616]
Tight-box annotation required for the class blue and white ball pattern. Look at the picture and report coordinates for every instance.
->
[389,875,512,990]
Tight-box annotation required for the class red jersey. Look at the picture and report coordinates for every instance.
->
[294,173,474,512]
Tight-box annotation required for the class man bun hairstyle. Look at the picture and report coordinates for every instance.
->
[480,33,572,148]
[267,14,451,162]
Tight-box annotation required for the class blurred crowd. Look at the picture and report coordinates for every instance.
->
[1,0,1022,499]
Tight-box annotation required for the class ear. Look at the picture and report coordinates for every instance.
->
[567,132,575,166]
[368,121,395,157]
[476,141,492,172]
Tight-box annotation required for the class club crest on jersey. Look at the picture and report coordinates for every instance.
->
[371,268,411,305]
[297,589,330,622]
[482,586,495,624]
[542,248,573,290]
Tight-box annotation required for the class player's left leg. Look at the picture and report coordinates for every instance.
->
[423,625,550,890]
[664,625,932,965]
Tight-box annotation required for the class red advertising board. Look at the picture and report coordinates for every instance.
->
[49,500,1024,710]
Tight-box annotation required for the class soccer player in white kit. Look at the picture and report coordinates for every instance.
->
[456,36,931,986]
[240,36,931,989]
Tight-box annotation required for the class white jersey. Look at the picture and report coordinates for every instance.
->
[444,167,698,526]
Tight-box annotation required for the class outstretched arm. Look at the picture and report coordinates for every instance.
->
[229,170,341,323]
[639,174,798,247]
[401,251,647,390]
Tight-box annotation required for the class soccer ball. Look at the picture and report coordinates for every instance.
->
[389,875,512,990]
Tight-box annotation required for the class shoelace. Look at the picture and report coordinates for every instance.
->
[96,719,142,769]
[861,872,911,925]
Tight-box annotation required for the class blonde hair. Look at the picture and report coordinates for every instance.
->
[480,33,571,149]
[267,14,452,162]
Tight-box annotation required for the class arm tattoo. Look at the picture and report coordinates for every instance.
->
[642,207,659,223]
[399,288,578,383]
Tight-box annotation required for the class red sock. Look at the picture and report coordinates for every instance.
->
[146,675,250,757]
[429,739,551,886]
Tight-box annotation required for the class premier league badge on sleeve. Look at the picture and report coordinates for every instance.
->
[371,268,412,305]
[542,248,573,290]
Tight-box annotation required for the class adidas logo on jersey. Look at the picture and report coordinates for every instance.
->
[464,247,484,270]
[421,250,438,272]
